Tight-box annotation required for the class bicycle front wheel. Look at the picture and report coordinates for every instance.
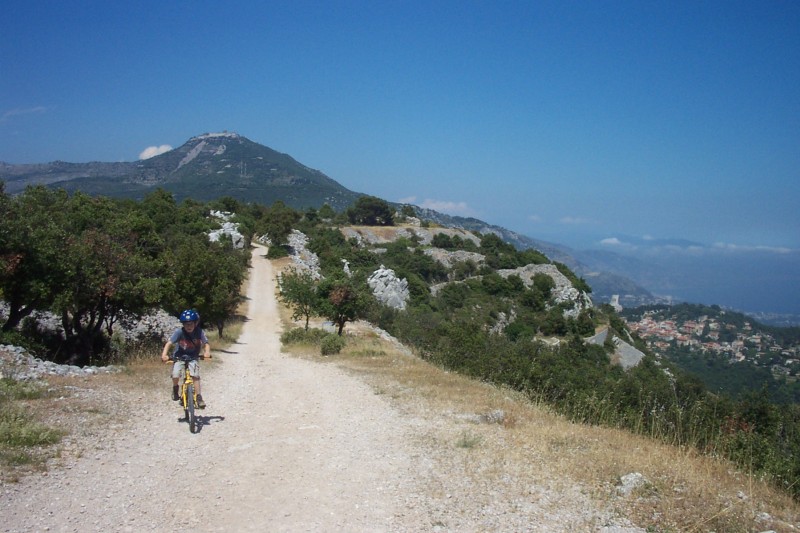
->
[186,383,197,433]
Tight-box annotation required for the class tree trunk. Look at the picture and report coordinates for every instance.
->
[1,303,35,332]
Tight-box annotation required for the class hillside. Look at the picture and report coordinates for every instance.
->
[411,207,656,307]
[622,303,800,402]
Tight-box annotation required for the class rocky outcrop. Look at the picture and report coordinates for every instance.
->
[367,266,410,310]
[423,248,485,269]
[585,328,645,369]
[208,210,246,249]
[0,344,123,380]
[342,226,481,248]
[287,230,321,279]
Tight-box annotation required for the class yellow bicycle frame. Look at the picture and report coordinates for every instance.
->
[180,364,197,409]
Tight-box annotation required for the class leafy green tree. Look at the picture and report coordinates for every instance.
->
[451,259,479,281]
[318,203,336,220]
[315,274,371,336]
[164,239,247,337]
[201,243,248,337]
[540,308,568,336]
[303,207,319,224]
[480,233,520,269]
[574,310,596,336]
[0,186,69,332]
[209,195,241,213]
[431,233,454,249]
[141,188,179,235]
[278,267,319,330]
[261,201,300,248]
[46,194,169,364]
[347,196,394,226]
[518,248,549,265]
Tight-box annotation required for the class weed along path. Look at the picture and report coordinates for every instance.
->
[1,245,645,532]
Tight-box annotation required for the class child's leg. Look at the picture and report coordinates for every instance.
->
[189,361,201,395]
[171,361,183,386]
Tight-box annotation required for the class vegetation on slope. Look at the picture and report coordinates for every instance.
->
[4,183,800,500]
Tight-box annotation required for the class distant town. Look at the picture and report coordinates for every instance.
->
[623,307,800,380]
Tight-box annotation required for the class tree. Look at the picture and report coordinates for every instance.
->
[315,275,371,336]
[260,201,300,248]
[140,188,179,234]
[188,240,249,337]
[0,186,69,332]
[346,196,394,226]
[165,239,248,337]
[278,267,319,330]
[48,194,170,364]
[318,203,336,220]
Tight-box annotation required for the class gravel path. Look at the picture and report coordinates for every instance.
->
[1,247,639,532]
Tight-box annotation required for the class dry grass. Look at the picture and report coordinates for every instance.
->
[6,250,797,530]
[277,306,800,531]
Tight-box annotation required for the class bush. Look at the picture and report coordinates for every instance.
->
[320,334,346,355]
[280,327,328,345]
[266,245,290,259]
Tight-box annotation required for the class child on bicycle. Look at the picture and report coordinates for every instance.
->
[161,309,211,408]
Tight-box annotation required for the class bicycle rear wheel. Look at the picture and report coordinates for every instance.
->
[186,383,197,433]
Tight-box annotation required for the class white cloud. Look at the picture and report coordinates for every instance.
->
[712,242,794,254]
[0,106,47,124]
[398,196,417,204]
[559,216,592,225]
[528,214,542,222]
[420,198,472,216]
[138,144,173,160]
[600,237,623,246]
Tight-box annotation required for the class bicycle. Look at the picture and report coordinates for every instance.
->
[167,356,205,433]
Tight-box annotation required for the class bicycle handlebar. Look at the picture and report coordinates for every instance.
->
[164,355,209,363]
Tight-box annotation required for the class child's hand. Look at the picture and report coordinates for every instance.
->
[161,353,169,362]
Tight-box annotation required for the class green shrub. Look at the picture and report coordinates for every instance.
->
[280,327,328,345]
[320,334,346,355]
[266,245,290,259]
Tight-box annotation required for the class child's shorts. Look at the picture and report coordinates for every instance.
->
[172,359,200,379]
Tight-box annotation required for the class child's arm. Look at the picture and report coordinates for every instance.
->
[161,341,173,362]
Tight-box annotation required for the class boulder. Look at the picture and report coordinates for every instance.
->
[368,265,410,310]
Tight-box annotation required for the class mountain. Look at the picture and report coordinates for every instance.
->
[1,132,360,211]
[1,131,655,305]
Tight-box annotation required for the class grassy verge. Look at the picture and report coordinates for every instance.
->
[274,303,800,531]
[0,377,63,481]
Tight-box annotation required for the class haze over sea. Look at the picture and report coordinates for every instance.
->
[650,252,800,317]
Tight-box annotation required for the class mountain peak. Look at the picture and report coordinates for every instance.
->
[190,131,241,142]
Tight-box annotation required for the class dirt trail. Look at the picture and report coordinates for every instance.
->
[1,247,428,532]
[1,246,638,532]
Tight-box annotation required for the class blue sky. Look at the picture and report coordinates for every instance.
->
[2,1,799,255]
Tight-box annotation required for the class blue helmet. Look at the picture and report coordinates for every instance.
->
[179,309,199,323]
